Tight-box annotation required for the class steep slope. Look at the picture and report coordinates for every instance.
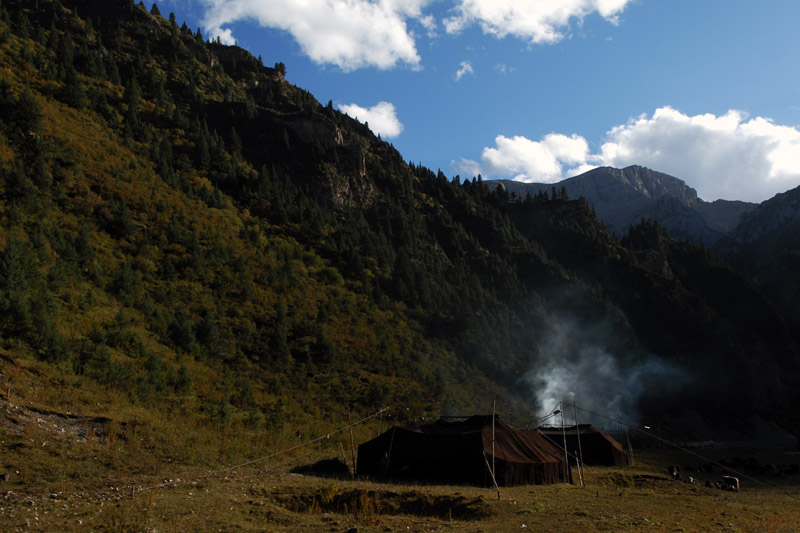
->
[715,184,800,335]
[0,0,507,475]
[490,166,756,243]
[0,0,798,486]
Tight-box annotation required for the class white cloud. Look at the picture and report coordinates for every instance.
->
[338,101,404,138]
[455,133,589,183]
[455,107,800,202]
[199,0,431,71]
[418,13,438,37]
[494,63,516,76]
[452,157,483,178]
[444,0,634,44]
[599,107,800,202]
[455,60,474,81]
[214,27,235,45]
[197,0,634,71]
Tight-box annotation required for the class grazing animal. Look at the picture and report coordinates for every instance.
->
[721,476,740,492]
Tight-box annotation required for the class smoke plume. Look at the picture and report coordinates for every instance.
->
[524,315,684,427]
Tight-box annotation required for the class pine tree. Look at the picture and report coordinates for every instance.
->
[61,66,86,108]
[12,87,43,137]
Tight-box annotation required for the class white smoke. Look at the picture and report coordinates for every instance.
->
[524,316,683,426]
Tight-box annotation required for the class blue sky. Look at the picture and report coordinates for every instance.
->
[152,0,800,203]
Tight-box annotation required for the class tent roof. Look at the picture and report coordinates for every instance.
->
[411,415,565,464]
[538,424,628,457]
[357,415,571,485]
[538,424,606,436]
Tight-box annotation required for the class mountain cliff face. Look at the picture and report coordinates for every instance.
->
[490,166,757,243]
[0,0,798,461]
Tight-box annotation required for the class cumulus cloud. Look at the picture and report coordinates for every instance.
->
[455,133,589,182]
[455,60,474,81]
[338,101,404,138]
[455,107,800,202]
[444,0,634,44]
[599,107,800,202]
[198,0,431,71]
[197,0,634,71]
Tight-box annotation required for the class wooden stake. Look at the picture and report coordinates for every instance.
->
[560,401,569,483]
[340,442,349,473]
[491,398,496,488]
[483,452,501,500]
[347,405,356,479]
[625,424,634,465]
[574,400,585,487]
[574,451,584,488]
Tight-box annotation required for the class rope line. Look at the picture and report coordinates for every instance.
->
[571,403,789,492]
[134,407,389,495]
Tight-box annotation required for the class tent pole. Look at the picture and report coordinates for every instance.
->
[483,452,501,500]
[574,451,584,487]
[560,401,569,483]
[574,400,585,487]
[385,426,397,477]
[492,397,496,489]
[625,424,634,465]
[340,442,349,473]
[348,404,356,479]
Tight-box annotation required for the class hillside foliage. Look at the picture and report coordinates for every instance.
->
[0,0,798,474]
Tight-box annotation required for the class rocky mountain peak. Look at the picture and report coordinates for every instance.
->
[723,184,800,244]
[572,165,698,205]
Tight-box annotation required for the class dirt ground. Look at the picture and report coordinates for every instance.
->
[2,445,800,532]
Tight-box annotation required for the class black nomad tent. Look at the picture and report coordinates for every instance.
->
[538,424,629,466]
[357,415,570,486]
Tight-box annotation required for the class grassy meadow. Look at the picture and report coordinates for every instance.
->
[2,370,799,533]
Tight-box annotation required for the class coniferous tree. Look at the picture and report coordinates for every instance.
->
[4,161,34,199]
[12,87,43,137]
[271,301,290,362]
[61,66,86,108]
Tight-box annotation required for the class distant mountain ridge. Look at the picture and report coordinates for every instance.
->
[488,166,757,244]
[715,184,800,332]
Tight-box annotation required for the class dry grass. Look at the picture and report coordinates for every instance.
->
[2,350,799,532]
[1,437,799,532]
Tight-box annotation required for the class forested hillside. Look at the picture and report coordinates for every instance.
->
[0,0,798,485]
